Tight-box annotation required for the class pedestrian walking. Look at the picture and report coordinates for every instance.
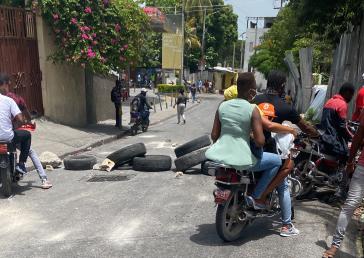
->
[111,79,122,128]
[322,110,364,258]
[190,84,197,103]
[174,89,187,124]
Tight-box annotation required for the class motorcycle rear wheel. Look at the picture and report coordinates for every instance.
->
[1,166,12,197]
[294,159,314,198]
[216,191,248,242]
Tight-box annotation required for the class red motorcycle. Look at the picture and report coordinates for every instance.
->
[206,161,300,242]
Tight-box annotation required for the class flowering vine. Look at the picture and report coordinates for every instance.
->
[37,0,148,74]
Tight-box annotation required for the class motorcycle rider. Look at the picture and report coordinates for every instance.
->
[206,72,282,211]
[132,88,152,123]
[0,81,52,189]
[322,110,364,258]
[319,82,355,201]
[253,70,319,237]
[0,73,31,175]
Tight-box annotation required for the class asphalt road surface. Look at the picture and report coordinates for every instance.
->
[0,95,357,258]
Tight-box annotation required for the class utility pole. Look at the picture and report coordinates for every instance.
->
[201,8,207,71]
[239,32,246,70]
[181,0,185,84]
[232,43,235,69]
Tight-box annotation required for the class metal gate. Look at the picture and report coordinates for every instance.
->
[0,6,43,115]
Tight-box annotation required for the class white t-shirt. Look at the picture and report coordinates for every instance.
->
[0,94,21,141]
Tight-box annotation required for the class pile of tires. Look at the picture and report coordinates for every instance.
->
[174,135,211,172]
[108,143,172,172]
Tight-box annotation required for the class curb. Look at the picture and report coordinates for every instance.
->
[26,101,202,171]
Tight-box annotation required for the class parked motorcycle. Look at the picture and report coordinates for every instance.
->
[292,131,356,197]
[206,161,301,242]
[130,110,150,136]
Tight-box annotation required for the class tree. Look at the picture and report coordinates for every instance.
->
[203,0,238,67]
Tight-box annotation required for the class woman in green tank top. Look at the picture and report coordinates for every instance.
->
[206,73,281,210]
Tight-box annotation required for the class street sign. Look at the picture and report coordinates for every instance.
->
[162,33,183,69]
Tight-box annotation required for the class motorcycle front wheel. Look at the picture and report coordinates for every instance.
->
[0,165,12,197]
[216,191,248,242]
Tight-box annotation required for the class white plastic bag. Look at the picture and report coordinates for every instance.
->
[271,122,295,159]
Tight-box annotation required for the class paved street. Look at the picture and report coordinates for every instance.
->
[0,95,357,258]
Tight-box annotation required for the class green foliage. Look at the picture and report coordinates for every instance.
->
[304,108,320,125]
[202,0,238,67]
[0,0,24,6]
[138,32,162,68]
[37,0,148,74]
[157,84,185,93]
[290,0,364,44]
[248,0,357,78]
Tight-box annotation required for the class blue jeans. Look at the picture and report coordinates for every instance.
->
[250,152,281,199]
[29,148,47,180]
[277,178,291,225]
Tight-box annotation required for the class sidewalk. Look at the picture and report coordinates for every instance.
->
[28,92,205,168]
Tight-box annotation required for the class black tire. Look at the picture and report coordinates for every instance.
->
[64,155,97,170]
[174,147,209,172]
[106,143,146,167]
[132,155,172,172]
[201,161,211,176]
[216,191,248,242]
[1,166,12,197]
[174,135,211,158]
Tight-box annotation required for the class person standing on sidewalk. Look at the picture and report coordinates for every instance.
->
[174,89,187,124]
[0,75,52,189]
[322,110,364,258]
[111,79,122,128]
[190,84,197,103]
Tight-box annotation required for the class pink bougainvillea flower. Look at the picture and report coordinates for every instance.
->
[84,7,92,14]
[92,33,97,38]
[115,24,121,32]
[123,44,128,49]
[92,40,98,46]
[80,26,91,32]
[87,47,96,58]
[71,18,77,24]
[111,39,117,45]
[81,34,90,40]
[52,13,59,20]
[119,47,124,52]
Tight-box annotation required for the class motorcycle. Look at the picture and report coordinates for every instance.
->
[206,161,301,242]
[0,124,35,197]
[292,128,358,198]
[130,110,150,136]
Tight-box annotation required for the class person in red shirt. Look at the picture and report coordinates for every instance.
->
[323,110,364,257]
[352,73,364,121]
[319,83,355,203]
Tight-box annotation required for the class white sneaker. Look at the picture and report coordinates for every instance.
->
[280,223,300,237]
[41,179,53,189]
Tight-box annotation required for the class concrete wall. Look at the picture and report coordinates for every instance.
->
[93,75,116,122]
[36,15,87,127]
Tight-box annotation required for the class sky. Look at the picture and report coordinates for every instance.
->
[225,0,279,37]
